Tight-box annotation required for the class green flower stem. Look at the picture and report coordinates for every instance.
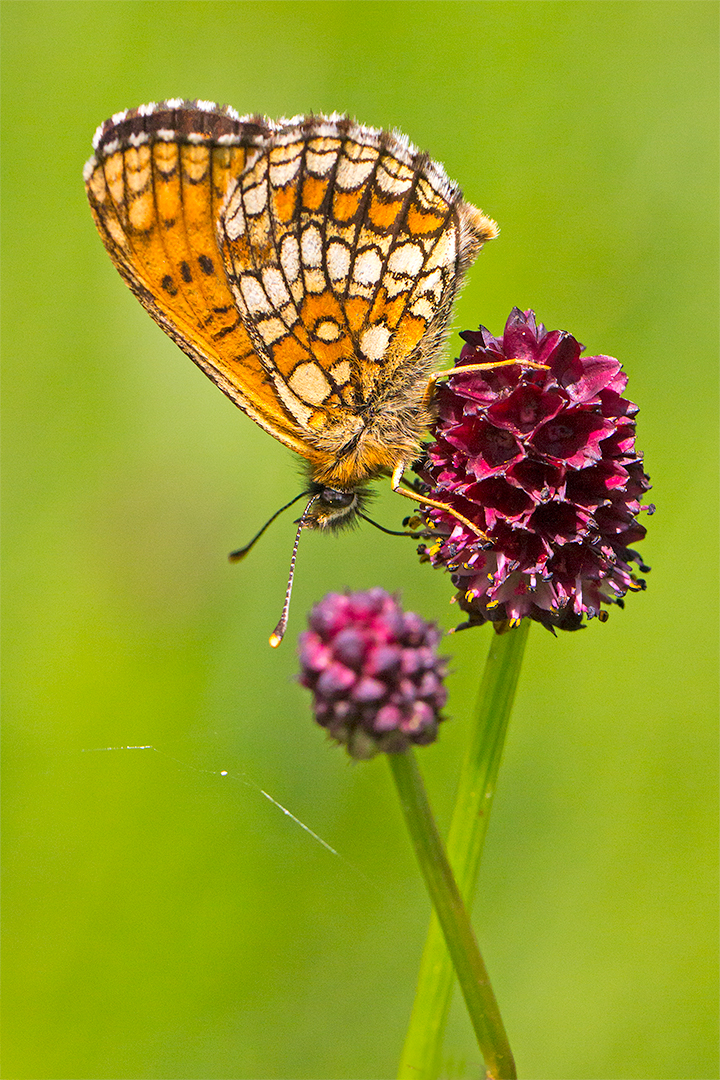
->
[398,620,530,1080]
[388,749,516,1080]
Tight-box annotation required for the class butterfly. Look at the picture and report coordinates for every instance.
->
[84,100,504,523]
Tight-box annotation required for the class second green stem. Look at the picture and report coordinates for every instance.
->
[388,749,515,1080]
[398,620,530,1079]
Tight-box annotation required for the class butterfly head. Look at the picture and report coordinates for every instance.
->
[302,484,366,531]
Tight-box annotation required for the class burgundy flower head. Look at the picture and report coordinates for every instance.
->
[416,309,652,632]
[298,589,448,759]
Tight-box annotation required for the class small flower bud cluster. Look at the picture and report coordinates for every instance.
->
[298,589,448,759]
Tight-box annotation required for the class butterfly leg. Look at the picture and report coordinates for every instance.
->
[421,358,549,410]
[402,358,549,538]
[390,462,489,540]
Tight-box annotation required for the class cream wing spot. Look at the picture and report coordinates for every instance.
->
[104,152,126,205]
[316,320,342,342]
[301,225,323,267]
[384,275,412,299]
[245,212,271,251]
[270,138,303,156]
[269,152,302,186]
[105,215,129,249]
[126,145,151,192]
[289,362,332,405]
[273,377,313,426]
[353,247,382,286]
[425,228,456,270]
[224,188,246,239]
[244,181,268,216]
[360,325,391,362]
[240,275,272,315]
[243,153,268,187]
[182,144,210,184]
[417,267,444,299]
[376,165,413,196]
[262,267,291,307]
[151,141,178,179]
[336,156,375,190]
[409,297,435,322]
[257,317,288,345]
[306,147,339,176]
[388,242,425,277]
[329,359,352,386]
[280,235,301,281]
[327,241,351,282]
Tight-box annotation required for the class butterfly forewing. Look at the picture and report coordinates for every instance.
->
[85,104,318,459]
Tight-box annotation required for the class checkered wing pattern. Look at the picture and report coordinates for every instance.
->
[85,101,497,487]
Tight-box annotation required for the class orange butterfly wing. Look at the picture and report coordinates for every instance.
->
[84,102,317,460]
[85,102,497,488]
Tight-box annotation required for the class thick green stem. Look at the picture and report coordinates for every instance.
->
[388,749,516,1080]
[398,620,530,1080]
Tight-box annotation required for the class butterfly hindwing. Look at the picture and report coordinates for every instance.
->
[217,119,487,440]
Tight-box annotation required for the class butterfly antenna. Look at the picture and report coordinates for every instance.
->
[356,511,428,540]
[228,491,310,562]
[269,493,319,648]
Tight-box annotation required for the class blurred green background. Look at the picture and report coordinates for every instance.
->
[2,3,717,1078]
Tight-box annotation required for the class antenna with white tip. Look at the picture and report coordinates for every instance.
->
[268,493,319,648]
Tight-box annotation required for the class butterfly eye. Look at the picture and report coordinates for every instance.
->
[304,488,360,533]
[320,489,356,509]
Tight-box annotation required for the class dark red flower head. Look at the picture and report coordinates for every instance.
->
[298,589,448,759]
[416,309,652,632]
